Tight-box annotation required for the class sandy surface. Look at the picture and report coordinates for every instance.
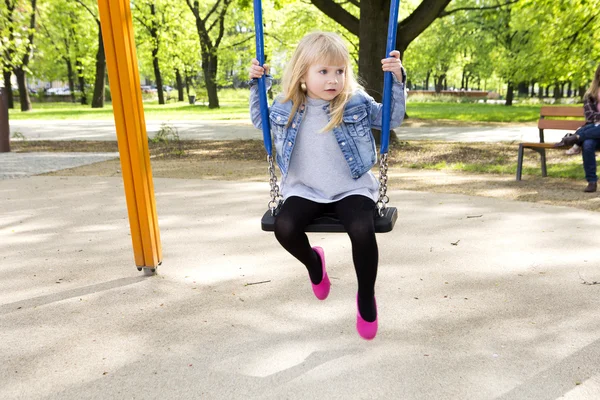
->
[44,157,600,212]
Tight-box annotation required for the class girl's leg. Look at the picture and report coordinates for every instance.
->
[334,195,378,322]
[577,124,600,141]
[274,196,326,284]
[581,139,599,183]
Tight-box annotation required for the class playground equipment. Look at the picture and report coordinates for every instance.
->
[254,0,401,233]
[98,0,162,274]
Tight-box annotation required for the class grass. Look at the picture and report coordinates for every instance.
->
[8,88,251,121]
[9,89,581,123]
[406,102,544,123]
[388,141,584,179]
[11,139,585,180]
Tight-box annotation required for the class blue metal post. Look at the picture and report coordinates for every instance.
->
[380,0,400,154]
[252,0,272,155]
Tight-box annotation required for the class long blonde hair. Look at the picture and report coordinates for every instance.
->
[280,32,360,132]
[584,63,600,101]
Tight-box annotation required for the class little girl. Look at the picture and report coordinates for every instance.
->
[555,63,600,192]
[248,32,406,340]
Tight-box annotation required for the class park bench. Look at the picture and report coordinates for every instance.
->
[516,106,585,180]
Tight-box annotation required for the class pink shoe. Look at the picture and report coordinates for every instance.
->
[356,295,378,340]
[310,246,330,300]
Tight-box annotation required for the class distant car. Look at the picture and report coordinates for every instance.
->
[163,85,173,92]
[46,87,70,95]
[141,85,157,93]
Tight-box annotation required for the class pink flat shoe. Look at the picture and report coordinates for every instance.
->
[310,246,330,300]
[356,295,378,340]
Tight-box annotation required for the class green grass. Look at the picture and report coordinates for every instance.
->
[407,160,584,179]
[8,88,251,121]
[406,102,544,123]
[10,88,581,123]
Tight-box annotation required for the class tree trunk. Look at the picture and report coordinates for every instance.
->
[359,0,397,145]
[359,0,388,102]
[77,59,87,105]
[517,81,528,96]
[567,81,572,97]
[66,59,76,103]
[505,81,514,106]
[176,69,184,101]
[0,88,10,152]
[579,85,586,99]
[91,24,105,108]
[425,70,430,90]
[14,67,31,111]
[553,82,561,100]
[185,74,190,97]
[530,80,535,97]
[202,52,219,108]
[3,71,14,109]
[538,84,543,99]
[434,74,445,93]
[153,50,164,104]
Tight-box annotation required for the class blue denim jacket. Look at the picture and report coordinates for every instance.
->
[250,74,406,179]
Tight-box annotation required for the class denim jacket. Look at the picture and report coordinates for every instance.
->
[250,74,406,179]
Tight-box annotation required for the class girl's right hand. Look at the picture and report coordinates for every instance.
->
[249,58,270,79]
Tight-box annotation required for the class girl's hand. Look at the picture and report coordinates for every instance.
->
[249,58,270,79]
[381,50,403,81]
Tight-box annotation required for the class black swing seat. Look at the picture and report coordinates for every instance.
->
[261,206,397,233]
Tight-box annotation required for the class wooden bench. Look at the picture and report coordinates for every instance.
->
[516,106,585,180]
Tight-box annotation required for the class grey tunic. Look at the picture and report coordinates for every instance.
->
[281,96,379,203]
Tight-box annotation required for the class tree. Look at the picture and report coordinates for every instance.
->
[0,0,38,111]
[74,0,106,108]
[133,0,167,104]
[185,0,233,108]
[35,0,96,104]
[310,0,452,100]
[0,0,16,108]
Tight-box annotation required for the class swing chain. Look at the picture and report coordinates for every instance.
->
[376,152,389,217]
[267,155,282,215]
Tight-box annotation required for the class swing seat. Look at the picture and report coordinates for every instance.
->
[261,206,397,233]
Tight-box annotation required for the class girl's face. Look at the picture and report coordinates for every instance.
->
[303,63,346,101]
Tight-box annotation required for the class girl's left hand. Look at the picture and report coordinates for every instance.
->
[381,50,403,81]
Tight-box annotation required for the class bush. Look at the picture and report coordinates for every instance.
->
[149,123,186,158]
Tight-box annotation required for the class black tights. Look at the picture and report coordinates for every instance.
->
[274,195,379,320]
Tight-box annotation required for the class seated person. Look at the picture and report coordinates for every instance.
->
[555,64,600,192]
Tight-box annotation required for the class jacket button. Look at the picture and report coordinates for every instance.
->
[277,116,281,121]
[292,123,296,128]
[353,115,358,120]
[341,142,346,146]
[348,157,353,161]
[300,105,305,110]
[288,142,292,147]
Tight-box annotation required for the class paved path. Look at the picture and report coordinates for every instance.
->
[0,151,119,179]
[9,119,573,143]
[5,119,571,180]
[2,176,600,399]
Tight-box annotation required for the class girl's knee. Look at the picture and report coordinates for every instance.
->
[583,139,598,151]
[346,223,376,243]
[274,217,300,242]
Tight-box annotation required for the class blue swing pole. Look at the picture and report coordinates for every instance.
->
[380,0,401,154]
[252,0,272,155]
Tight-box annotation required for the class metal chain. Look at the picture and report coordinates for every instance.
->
[376,153,389,217]
[267,155,282,215]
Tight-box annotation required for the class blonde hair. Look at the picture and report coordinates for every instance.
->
[584,63,600,101]
[280,32,360,132]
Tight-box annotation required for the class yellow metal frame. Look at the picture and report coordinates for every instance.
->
[98,0,162,268]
